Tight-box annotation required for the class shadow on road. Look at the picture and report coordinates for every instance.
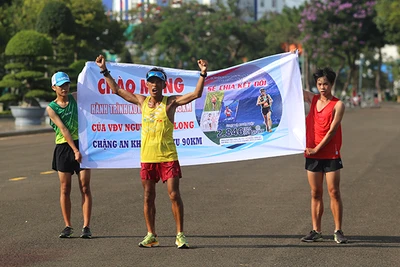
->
[93,234,400,248]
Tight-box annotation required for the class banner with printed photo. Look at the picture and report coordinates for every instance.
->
[77,52,305,168]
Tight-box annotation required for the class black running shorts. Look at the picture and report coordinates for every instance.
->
[261,107,271,115]
[52,140,81,174]
[305,158,343,173]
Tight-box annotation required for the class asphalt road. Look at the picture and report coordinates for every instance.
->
[1,104,399,267]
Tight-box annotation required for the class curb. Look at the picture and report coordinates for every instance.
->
[0,128,53,138]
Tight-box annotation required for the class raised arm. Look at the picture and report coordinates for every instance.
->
[47,106,82,163]
[95,55,146,106]
[289,48,314,105]
[303,90,315,105]
[173,59,208,106]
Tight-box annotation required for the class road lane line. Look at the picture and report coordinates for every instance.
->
[9,177,27,181]
[40,171,55,175]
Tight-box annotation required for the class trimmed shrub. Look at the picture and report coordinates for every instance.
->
[5,30,53,57]
[36,1,75,38]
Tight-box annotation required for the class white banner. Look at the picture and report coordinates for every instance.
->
[77,52,305,168]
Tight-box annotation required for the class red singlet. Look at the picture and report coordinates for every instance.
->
[305,95,342,159]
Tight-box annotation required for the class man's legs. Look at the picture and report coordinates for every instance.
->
[167,177,184,233]
[167,177,189,248]
[266,111,272,132]
[138,179,159,247]
[307,171,324,232]
[78,169,92,228]
[59,172,72,227]
[142,179,157,234]
[325,170,343,231]
[263,114,269,131]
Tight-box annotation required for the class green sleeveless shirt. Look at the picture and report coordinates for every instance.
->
[48,94,79,144]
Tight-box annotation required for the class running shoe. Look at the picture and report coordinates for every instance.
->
[138,233,159,248]
[334,230,348,244]
[301,230,323,242]
[59,226,73,238]
[80,226,92,239]
[175,232,189,249]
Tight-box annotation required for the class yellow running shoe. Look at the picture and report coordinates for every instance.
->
[175,232,189,249]
[138,233,159,248]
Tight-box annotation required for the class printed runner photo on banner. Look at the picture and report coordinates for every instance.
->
[77,51,305,168]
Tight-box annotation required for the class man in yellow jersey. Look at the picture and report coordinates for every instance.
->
[95,55,208,249]
[47,72,92,239]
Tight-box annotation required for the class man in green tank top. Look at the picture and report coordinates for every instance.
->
[96,55,208,248]
[47,71,93,239]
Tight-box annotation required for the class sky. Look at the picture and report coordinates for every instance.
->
[102,0,113,11]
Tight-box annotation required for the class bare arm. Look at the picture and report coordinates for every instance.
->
[291,48,314,104]
[305,101,345,155]
[95,55,146,106]
[256,96,262,106]
[173,59,208,106]
[47,106,82,163]
[303,90,315,105]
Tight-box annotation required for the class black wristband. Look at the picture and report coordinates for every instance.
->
[100,69,110,76]
[200,72,207,78]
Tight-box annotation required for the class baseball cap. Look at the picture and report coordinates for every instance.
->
[51,72,70,86]
[259,87,265,92]
[146,70,166,81]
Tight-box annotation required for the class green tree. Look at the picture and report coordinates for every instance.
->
[5,30,52,58]
[375,0,400,44]
[36,1,76,70]
[375,0,400,100]
[69,0,126,60]
[7,0,47,33]
[299,0,385,94]
[261,7,302,56]
[36,1,75,39]
[119,47,133,63]
[131,2,267,70]
[0,0,21,80]
[0,30,53,106]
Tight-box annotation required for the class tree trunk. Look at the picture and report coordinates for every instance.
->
[332,64,344,96]
[375,48,382,102]
[342,67,352,94]
[352,65,359,96]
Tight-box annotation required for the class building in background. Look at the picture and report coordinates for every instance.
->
[102,0,306,21]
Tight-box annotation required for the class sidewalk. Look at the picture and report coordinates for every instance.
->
[0,116,53,138]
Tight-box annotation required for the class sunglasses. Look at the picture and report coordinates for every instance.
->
[146,71,166,81]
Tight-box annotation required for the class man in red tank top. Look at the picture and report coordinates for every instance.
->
[301,67,348,244]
